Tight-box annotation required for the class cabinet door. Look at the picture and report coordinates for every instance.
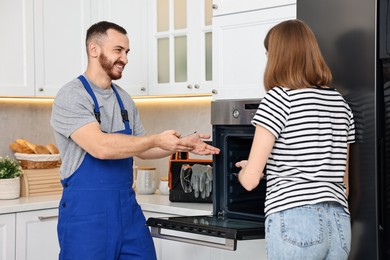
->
[0,213,16,260]
[210,239,266,260]
[148,0,214,96]
[91,0,149,96]
[0,0,35,96]
[33,0,91,97]
[212,4,296,100]
[16,208,59,260]
[212,0,296,16]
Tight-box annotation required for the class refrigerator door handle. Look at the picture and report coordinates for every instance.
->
[150,226,237,251]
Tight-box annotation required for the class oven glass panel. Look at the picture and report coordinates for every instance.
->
[225,134,266,216]
[213,125,266,221]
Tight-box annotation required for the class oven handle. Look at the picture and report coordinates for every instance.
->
[150,226,237,251]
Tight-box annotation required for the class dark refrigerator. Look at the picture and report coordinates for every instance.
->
[298,0,390,259]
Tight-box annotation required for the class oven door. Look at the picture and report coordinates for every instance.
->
[146,215,264,251]
[146,125,266,251]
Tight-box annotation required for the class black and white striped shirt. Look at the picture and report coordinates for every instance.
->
[252,86,356,217]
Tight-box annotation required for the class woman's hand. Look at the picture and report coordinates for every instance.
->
[235,160,248,169]
[234,126,275,191]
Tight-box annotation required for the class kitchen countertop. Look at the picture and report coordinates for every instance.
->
[0,192,213,216]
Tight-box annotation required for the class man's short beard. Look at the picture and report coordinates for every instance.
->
[99,52,123,80]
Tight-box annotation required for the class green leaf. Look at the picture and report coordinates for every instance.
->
[0,156,22,179]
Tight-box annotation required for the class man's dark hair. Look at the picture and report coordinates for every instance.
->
[85,21,127,52]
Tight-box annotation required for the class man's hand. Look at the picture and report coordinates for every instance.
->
[155,130,195,152]
[179,132,220,155]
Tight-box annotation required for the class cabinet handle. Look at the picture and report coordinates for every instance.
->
[38,215,58,221]
[212,89,218,94]
[187,84,193,89]
[212,4,218,9]
[194,84,200,89]
[38,88,44,92]
[141,87,146,92]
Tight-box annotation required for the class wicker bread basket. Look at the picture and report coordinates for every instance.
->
[14,153,61,169]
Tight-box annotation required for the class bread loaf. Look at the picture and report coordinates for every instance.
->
[16,139,37,150]
[24,140,37,151]
[9,142,34,154]
[15,139,29,148]
[33,145,51,154]
[46,144,60,154]
[11,139,58,155]
[9,142,24,153]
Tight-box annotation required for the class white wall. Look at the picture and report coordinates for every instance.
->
[0,97,212,179]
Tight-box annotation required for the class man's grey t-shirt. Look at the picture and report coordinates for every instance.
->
[50,76,146,179]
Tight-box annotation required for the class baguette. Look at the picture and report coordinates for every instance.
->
[16,139,37,151]
[9,142,34,154]
[24,140,37,151]
[33,145,51,154]
[46,143,60,154]
[15,139,29,148]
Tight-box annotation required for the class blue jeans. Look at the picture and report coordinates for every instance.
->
[265,202,351,260]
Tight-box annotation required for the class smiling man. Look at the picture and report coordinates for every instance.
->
[50,21,219,260]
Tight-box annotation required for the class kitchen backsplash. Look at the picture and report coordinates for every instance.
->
[0,97,213,179]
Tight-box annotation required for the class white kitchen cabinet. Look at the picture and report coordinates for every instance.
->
[0,0,35,96]
[212,4,296,100]
[15,208,59,260]
[0,0,146,98]
[147,0,214,96]
[0,0,91,97]
[91,0,149,96]
[210,240,266,260]
[33,0,91,97]
[0,213,16,260]
[212,0,295,16]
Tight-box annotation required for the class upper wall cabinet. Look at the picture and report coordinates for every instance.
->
[212,0,296,16]
[212,1,296,100]
[148,0,214,96]
[91,0,148,96]
[0,0,35,96]
[0,0,145,98]
[0,0,91,97]
[34,0,91,97]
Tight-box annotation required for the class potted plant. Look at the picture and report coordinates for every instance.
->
[0,156,22,199]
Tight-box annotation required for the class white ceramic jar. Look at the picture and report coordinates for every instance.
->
[159,178,169,195]
[136,167,158,195]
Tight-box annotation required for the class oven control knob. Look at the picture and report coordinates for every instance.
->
[232,109,240,118]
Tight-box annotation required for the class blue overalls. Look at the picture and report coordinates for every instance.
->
[57,75,157,260]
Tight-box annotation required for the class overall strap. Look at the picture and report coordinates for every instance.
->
[78,75,101,124]
[111,85,131,131]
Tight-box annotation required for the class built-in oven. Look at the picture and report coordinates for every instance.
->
[146,99,265,251]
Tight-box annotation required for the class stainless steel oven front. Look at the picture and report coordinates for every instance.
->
[146,99,265,251]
